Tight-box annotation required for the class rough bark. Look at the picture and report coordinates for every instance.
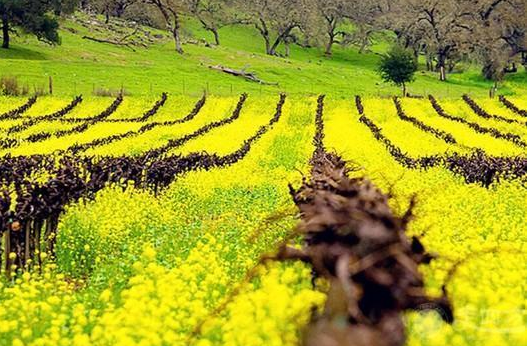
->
[255,17,273,55]
[324,17,338,56]
[268,26,296,56]
[264,35,271,54]
[105,5,111,24]
[172,24,183,54]
[211,27,220,45]
[200,21,220,46]
[148,0,184,54]
[2,14,9,49]
[437,52,447,81]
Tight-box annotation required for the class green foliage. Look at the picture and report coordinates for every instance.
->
[50,0,79,15]
[378,45,418,92]
[0,0,61,48]
[0,14,523,97]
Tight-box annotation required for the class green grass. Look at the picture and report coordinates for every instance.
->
[0,13,525,97]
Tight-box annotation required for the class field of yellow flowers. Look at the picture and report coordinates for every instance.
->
[0,93,525,346]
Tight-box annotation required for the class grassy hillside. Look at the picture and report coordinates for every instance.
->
[0,12,526,97]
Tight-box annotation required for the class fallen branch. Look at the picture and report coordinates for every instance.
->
[118,26,140,43]
[82,36,136,51]
[208,65,278,85]
[185,38,213,48]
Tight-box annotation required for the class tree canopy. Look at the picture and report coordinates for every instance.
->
[0,0,63,48]
[378,46,418,96]
[2,0,526,83]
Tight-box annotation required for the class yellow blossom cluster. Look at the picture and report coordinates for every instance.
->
[0,94,525,346]
[324,96,527,345]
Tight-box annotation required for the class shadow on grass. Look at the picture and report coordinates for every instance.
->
[0,45,48,60]
[505,70,527,84]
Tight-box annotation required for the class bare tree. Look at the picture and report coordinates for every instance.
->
[346,1,387,54]
[93,0,137,23]
[235,0,311,56]
[144,0,186,53]
[311,0,388,56]
[388,0,473,81]
[186,0,235,45]
[472,0,525,81]
[312,0,350,56]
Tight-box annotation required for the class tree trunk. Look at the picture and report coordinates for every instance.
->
[269,35,283,56]
[256,19,272,55]
[173,27,183,54]
[325,18,337,57]
[325,35,334,57]
[285,41,290,57]
[439,65,446,81]
[154,3,184,55]
[269,27,294,56]
[262,32,271,55]
[80,0,89,10]
[489,81,497,98]
[358,38,368,54]
[172,11,183,54]
[211,28,220,46]
[105,6,110,24]
[2,14,9,49]
[402,82,406,97]
[426,56,433,71]
[198,16,220,46]
[437,53,447,81]
[115,3,126,17]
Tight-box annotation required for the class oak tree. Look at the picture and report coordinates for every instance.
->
[0,0,61,49]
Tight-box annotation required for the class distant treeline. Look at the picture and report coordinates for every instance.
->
[1,0,526,82]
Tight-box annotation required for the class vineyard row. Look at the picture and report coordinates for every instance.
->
[499,95,527,118]
[393,97,457,144]
[7,96,84,135]
[463,94,527,126]
[355,96,527,187]
[429,96,527,148]
[283,93,453,345]
[0,96,38,121]
[1,94,525,159]
[0,94,286,274]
